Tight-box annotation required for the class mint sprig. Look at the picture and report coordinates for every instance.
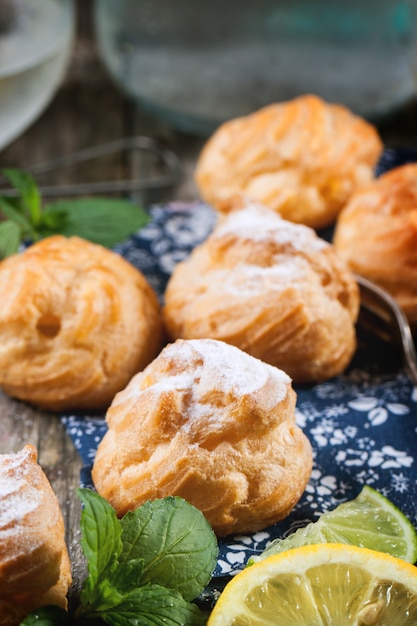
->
[74,489,218,625]
[20,490,217,625]
[0,169,150,258]
[21,489,218,626]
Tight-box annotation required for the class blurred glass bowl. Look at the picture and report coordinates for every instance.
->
[94,0,417,137]
[0,0,75,152]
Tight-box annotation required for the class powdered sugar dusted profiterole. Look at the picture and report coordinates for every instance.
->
[163,198,359,383]
[92,338,312,536]
[0,445,71,626]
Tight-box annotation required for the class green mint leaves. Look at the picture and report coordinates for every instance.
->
[0,169,150,258]
[74,489,218,625]
[76,489,218,624]
[20,490,217,625]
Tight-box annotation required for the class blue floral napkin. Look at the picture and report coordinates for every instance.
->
[62,151,417,578]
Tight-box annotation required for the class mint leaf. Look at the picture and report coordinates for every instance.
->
[0,196,35,237]
[43,198,150,247]
[120,496,218,601]
[0,220,22,257]
[76,491,217,625]
[37,207,68,235]
[109,558,144,593]
[2,168,41,225]
[78,488,123,605]
[19,605,69,625]
[0,169,150,256]
[83,577,124,613]
[99,584,205,626]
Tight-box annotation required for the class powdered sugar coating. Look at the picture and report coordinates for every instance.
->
[0,447,42,531]
[211,263,306,298]
[215,202,329,252]
[171,338,290,406]
[112,338,292,433]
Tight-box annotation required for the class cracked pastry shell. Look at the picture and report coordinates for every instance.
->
[0,445,71,626]
[92,338,312,537]
[0,235,163,412]
[195,94,382,229]
[333,162,417,331]
[163,199,359,384]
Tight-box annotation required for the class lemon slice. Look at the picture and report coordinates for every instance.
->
[253,486,417,564]
[208,544,417,625]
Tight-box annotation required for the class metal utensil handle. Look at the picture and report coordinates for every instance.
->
[0,136,182,196]
[356,274,417,387]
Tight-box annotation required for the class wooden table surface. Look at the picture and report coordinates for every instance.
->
[1,0,417,612]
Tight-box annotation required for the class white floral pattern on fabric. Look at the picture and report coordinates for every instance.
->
[61,198,417,578]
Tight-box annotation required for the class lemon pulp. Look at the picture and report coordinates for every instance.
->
[208,544,417,625]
